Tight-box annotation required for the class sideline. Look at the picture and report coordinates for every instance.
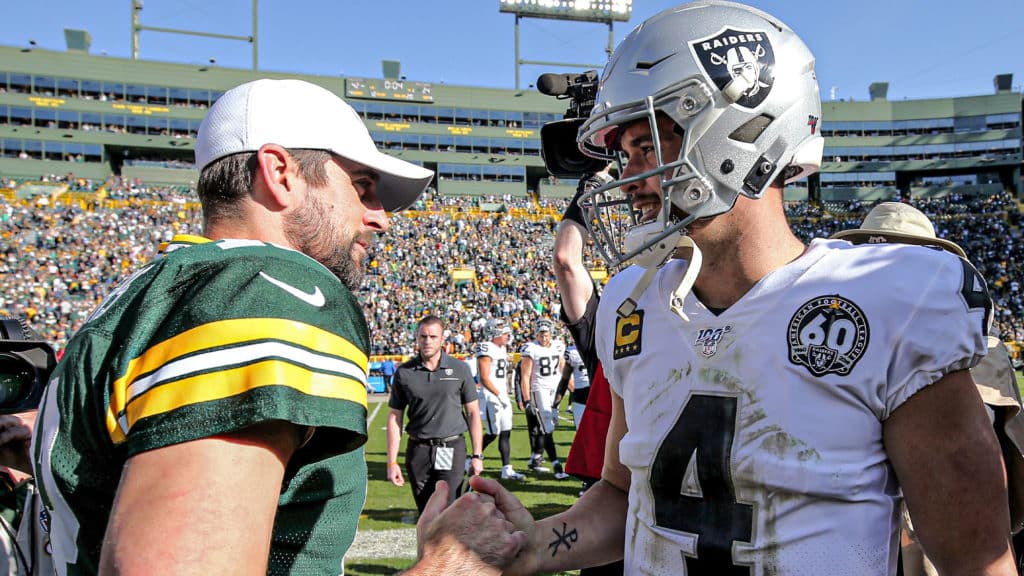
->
[367,394,386,423]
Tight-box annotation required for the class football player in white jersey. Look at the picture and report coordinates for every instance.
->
[557,344,590,429]
[482,2,1015,574]
[520,319,569,479]
[476,318,524,480]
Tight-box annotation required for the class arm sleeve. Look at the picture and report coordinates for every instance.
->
[884,255,991,419]
[561,291,600,378]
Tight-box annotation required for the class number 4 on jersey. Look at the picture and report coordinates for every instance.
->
[651,394,753,574]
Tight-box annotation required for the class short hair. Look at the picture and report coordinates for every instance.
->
[196,148,333,227]
[417,315,446,332]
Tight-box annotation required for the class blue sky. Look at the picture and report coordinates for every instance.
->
[6,1,1023,101]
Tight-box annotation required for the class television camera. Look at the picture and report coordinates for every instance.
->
[537,70,607,179]
[0,316,56,414]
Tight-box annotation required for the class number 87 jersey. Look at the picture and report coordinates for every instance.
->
[595,240,990,575]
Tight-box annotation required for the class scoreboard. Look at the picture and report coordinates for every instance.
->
[345,77,434,102]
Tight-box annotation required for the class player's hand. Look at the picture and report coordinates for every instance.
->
[413,480,527,574]
[0,410,36,474]
[551,397,562,411]
[469,476,539,575]
[523,400,533,414]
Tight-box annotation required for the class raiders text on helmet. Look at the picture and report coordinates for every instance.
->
[576,0,824,269]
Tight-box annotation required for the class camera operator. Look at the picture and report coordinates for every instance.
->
[0,316,56,576]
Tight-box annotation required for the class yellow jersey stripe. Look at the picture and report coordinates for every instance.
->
[105,318,367,440]
[110,359,367,444]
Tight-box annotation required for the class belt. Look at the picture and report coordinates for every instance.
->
[409,434,462,447]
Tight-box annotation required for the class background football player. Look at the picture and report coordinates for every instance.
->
[519,318,569,479]
[475,318,524,480]
[555,344,589,430]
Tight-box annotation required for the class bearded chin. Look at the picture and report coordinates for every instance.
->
[283,199,364,292]
[330,247,364,292]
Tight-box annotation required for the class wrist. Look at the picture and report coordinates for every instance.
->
[470,454,483,460]
[388,461,399,467]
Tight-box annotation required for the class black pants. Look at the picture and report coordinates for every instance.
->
[405,435,467,514]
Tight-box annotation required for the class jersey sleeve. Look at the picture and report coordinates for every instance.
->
[475,342,492,359]
[114,250,371,456]
[884,254,991,418]
[521,342,536,360]
[594,266,645,398]
[388,366,410,411]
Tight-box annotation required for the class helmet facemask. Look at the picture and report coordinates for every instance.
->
[579,78,734,270]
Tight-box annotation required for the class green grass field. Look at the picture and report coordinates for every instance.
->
[348,399,582,574]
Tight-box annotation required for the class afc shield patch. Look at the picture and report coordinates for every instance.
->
[787,295,869,377]
[613,310,644,359]
[691,27,775,109]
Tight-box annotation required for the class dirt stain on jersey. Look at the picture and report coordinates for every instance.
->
[746,424,821,462]
[640,363,693,416]
[698,366,756,403]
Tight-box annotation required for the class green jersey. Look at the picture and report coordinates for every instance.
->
[32,235,370,575]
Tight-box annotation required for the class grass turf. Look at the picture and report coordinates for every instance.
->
[349,397,583,575]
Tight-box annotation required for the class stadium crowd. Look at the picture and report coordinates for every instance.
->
[2,176,1024,358]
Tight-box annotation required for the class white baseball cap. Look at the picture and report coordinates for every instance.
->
[195,78,432,212]
[830,202,966,258]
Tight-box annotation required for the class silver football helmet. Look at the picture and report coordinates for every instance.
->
[534,319,554,334]
[483,318,512,341]
[578,0,824,269]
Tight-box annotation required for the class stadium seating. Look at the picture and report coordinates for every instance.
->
[1,180,1022,365]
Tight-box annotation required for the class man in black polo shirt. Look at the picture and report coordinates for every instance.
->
[386,315,484,514]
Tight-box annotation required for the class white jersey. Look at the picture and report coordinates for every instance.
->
[521,339,566,393]
[595,239,989,576]
[475,341,510,397]
[564,345,590,390]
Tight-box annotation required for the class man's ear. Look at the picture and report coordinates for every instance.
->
[254,144,300,210]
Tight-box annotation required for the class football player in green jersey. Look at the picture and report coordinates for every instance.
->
[31,79,527,576]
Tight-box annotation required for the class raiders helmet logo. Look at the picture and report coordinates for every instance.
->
[787,295,869,377]
[691,27,774,109]
[613,310,644,359]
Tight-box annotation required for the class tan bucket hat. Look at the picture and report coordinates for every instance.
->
[830,202,967,258]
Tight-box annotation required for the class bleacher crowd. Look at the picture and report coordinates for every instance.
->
[2,176,1023,360]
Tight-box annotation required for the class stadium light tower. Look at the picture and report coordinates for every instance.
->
[499,0,632,90]
[131,0,260,71]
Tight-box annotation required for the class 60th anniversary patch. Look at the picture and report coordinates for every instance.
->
[787,295,869,377]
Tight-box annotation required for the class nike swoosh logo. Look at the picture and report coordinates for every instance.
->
[258,271,325,307]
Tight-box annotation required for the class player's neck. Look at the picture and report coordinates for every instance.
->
[690,211,806,310]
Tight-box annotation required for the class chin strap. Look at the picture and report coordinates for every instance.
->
[669,236,702,322]
[616,235,703,321]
